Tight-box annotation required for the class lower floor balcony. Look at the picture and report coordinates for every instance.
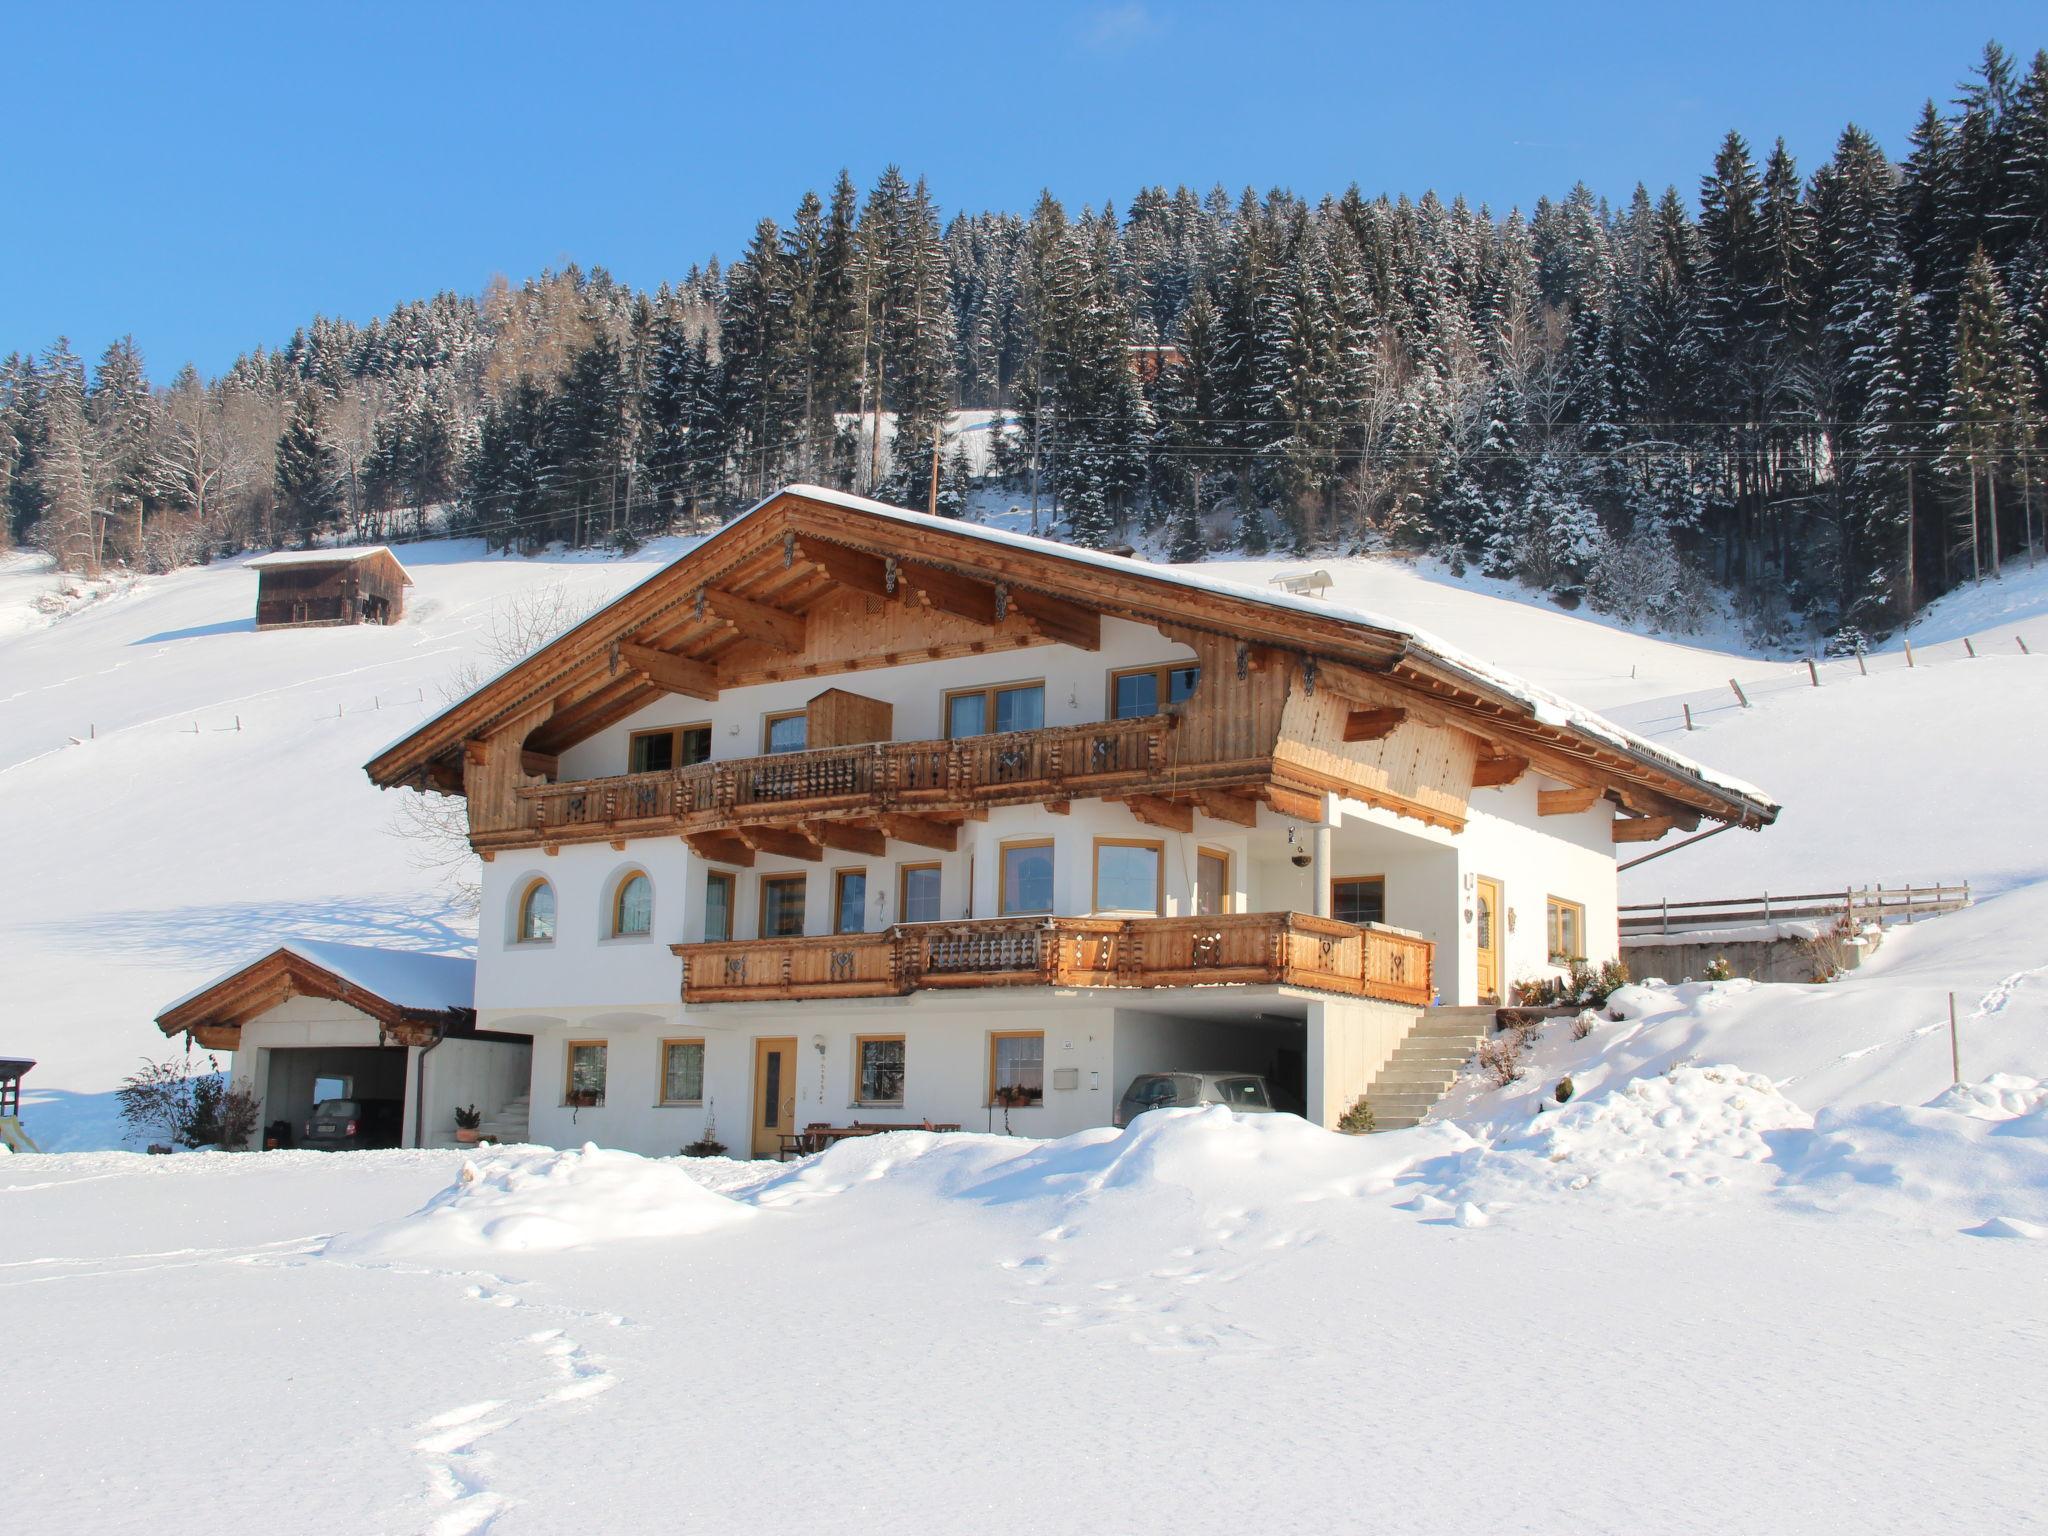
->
[674,911,1433,1008]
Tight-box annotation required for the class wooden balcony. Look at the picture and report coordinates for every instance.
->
[673,911,1434,1008]
[473,713,1288,852]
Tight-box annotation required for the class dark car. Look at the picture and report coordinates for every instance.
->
[1115,1072,1277,1127]
[300,1097,403,1151]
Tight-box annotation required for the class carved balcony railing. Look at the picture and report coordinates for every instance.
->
[484,714,1187,850]
[674,912,1433,1008]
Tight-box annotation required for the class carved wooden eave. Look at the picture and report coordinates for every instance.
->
[363,485,1776,833]
[154,949,476,1054]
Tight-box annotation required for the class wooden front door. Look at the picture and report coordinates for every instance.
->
[1475,877,1503,1003]
[751,1036,798,1159]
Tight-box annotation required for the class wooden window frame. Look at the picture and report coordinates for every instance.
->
[987,1030,1046,1107]
[658,1037,706,1106]
[564,1038,607,1108]
[761,709,808,755]
[898,862,942,924]
[997,839,1056,916]
[611,869,653,938]
[942,678,1047,739]
[1330,874,1387,928]
[1106,661,1201,719]
[1091,836,1165,916]
[702,869,736,942]
[832,866,868,935]
[1547,896,1587,963]
[1196,845,1234,917]
[759,872,808,938]
[516,877,556,944]
[628,722,711,774]
[852,1033,906,1107]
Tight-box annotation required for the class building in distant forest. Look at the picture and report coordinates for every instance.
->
[250,547,411,630]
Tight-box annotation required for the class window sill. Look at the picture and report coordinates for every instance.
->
[653,1100,705,1109]
[511,940,556,950]
[601,933,654,946]
[851,1103,905,1112]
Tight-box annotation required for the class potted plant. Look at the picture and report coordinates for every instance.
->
[567,1089,601,1109]
[453,1105,483,1143]
[993,1083,1035,1134]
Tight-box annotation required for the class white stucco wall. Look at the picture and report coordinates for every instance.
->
[1454,775,1620,1004]
[1305,996,1426,1125]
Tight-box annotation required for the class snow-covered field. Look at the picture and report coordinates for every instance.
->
[5,529,2047,1533]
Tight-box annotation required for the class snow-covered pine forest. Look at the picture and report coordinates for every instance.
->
[5,40,2047,648]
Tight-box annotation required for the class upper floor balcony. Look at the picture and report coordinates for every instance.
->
[672,910,1435,1008]
[468,709,1323,855]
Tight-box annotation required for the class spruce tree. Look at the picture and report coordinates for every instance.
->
[274,391,341,547]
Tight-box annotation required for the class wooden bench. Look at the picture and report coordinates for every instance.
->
[777,1121,964,1159]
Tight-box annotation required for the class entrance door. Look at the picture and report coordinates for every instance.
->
[751,1037,798,1158]
[1474,877,1503,1003]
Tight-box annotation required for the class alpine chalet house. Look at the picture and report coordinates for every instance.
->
[365,486,1775,1156]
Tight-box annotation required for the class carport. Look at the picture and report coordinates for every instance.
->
[154,941,526,1150]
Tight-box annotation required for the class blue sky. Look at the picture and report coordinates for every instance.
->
[5,1,2040,380]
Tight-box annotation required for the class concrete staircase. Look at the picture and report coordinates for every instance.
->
[1365,1006,1495,1130]
[480,1094,531,1145]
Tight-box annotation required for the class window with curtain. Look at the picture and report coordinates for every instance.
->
[661,1040,705,1104]
[1547,897,1586,962]
[899,864,941,923]
[989,1032,1044,1104]
[946,682,1046,738]
[1196,849,1230,916]
[763,711,807,754]
[703,871,734,941]
[762,874,806,936]
[1110,664,1200,720]
[834,869,867,934]
[856,1036,905,1105]
[614,872,653,936]
[518,880,556,942]
[566,1041,607,1105]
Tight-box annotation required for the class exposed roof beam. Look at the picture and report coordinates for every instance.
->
[875,813,958,851]
[1193,789,1260,827]
[791,539,891,598]
[1118,794,1195,833]
[736,826,824,862]
[1010,588,1101,650]
[1259,784,1324,823]
[1612,815,1679,843]
[904,562,999,626]
[684,832,755,867]
[700,587,805,652]
[1342,706,1408,743]
[619,641,720,700]
[1537,786,1601,815]
[805,820,887,857]
[1473,752,1530,788]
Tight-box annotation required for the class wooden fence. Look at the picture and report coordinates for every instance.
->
[1620,882,1972,936]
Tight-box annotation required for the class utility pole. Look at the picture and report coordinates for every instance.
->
[927,418,942,516]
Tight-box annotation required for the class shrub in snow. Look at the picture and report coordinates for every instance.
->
[1571,1010,1599,1041]
[1800,916,1857,983]
[117,1054,257,1150]
[1477,1033,1525,1088]
[1702,955,1736,982]
[1337,1096,1377,1135]
[1555,1076,1576,1104]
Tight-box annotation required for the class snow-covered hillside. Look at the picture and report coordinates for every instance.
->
[4,534,2047,1149]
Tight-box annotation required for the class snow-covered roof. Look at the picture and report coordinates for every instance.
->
[247,545,410,576]
[762,486,1777,811]
[158,940,473,1023]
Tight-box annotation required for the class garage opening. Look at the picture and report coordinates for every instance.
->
[264,1046,407,1149]
[1111,1011,1309,1118]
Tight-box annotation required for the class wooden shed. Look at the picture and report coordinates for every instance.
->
[250,547,412,630]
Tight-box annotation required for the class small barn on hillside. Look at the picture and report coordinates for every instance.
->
[249,547,411,630]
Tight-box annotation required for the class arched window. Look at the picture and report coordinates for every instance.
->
[517,879,557,943]
[613,872,653,937]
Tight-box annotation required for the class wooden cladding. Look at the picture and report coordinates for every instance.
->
[805,687,893,749]
[674,911,1433,1008]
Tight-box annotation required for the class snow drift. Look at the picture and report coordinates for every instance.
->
[325,1142,753,1257]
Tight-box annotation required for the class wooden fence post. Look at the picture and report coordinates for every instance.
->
[2019,636,2031,655]
[1964,637,1977,658]
[1856,648,1867,676]
[1948,993,1961,1087]
[1904,639,1914,668]
[1806,659,1820,687]
[1728,679,1750,708]
[1682,702,1694,731]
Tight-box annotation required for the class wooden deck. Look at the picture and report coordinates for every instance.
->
[472,713,1303,852]
[674,911,1434,1007]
